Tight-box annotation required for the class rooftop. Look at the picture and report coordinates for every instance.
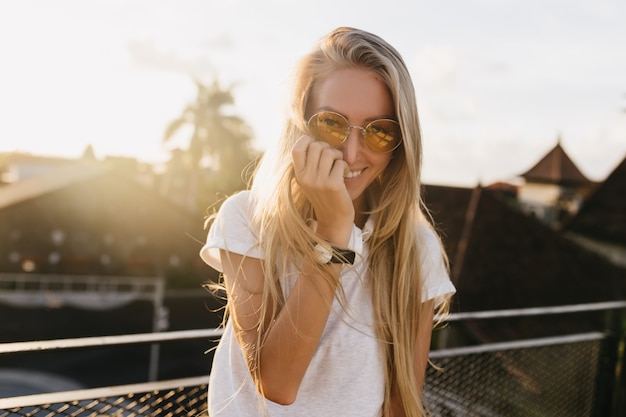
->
[519,141,592,186]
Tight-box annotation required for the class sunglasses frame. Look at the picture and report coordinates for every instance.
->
[306,111,402,153]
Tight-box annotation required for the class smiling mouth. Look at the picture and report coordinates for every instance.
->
[344,169,363,179]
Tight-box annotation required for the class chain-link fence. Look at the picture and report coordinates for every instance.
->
[425,333,605,417]
[0,378,208,417]
[1,302,623,417]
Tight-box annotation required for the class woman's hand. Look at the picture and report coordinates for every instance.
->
[292,135,355,243]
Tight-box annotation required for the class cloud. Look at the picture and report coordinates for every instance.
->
[411,47,461,91]
[127,38,218,80]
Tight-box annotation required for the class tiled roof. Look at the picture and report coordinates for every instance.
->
[0,167,210,285]
[424,185,625,312]
[422,185,474,264]
[563,157,626,245]
[424,184,626,343]
[520,142,592,185]
[0,163,106,209]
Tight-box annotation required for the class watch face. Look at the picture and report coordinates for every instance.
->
[314,243,333,264]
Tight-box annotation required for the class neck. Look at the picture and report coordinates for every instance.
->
[355,213,368,229]
[353,193,369,229]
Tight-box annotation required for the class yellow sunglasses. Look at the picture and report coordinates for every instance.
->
[306,111,402,153]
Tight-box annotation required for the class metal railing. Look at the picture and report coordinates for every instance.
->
[0,273,168,381]
[0,377,209,417]
[426,332,607,417]
[1,301,624,417]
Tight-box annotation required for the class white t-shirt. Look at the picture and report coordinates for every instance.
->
[200,191,456,417]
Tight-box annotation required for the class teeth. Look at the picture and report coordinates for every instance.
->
[344,169,363,179]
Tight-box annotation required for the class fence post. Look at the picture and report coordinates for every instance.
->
[148,277,167,382]
[604,308,626,417]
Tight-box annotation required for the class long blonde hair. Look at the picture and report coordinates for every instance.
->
[216,27,449,416]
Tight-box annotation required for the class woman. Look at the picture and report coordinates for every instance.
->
[201,27,456,417]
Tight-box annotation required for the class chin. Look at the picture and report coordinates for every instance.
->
[347,187,367,203]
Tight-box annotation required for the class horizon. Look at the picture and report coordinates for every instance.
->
[4,140,621,189]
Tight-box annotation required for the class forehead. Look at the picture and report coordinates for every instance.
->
[308,68,395,120]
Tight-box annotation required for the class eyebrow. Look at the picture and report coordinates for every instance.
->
[314,106,397,122]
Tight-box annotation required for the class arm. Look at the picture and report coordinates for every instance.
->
[221,135,354,405]
[220,248,344,405]
[387,299,435,417]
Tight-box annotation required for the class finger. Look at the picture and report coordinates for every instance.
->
[292,135,314,173]
[303,141,338,180]
[317,147,343,178]
[330,158,348,181]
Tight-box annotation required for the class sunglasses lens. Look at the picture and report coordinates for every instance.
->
[307,112,402,153]
[307,112,348,146]
[365,120,402,153]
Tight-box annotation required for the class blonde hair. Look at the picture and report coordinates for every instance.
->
[214,27,449,416]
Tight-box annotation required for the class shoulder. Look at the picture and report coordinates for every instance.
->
[416,218,456,304]
[219,190,254,213]
[200,191,262,270]
[417,219,444,253]
[211,191,256,226]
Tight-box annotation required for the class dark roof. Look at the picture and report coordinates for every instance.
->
[422,185,474,264]
[423,185,626,312]
[0,165,212,286]
[520,142,592,185]
[424,184,626,343]
[562,157,626,245]
[0,163,106,209]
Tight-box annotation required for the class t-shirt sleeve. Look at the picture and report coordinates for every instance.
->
[199,191,264,272]
[420,224,456,306]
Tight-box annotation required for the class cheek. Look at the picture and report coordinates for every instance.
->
[372,153,393,175]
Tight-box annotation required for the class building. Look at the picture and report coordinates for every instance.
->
[562,157,626,268]
[516,140,595,226]
[0,161,221,391]
[423,184,626,345]
[0,162,209,281]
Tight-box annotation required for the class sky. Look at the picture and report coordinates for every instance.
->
[0,0,624,187]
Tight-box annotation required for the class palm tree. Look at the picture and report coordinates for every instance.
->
[163,79,256,210]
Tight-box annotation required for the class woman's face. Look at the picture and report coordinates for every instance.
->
[307,68,396,211]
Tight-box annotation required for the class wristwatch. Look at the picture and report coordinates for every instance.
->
[314,242,356,265]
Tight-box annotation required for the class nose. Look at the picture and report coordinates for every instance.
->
[340,126,364,162]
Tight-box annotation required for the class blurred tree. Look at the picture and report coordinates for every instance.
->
[163,80,258,211]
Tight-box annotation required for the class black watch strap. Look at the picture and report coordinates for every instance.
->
[329,247,356,265]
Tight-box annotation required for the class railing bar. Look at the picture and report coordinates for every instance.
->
[2,300,623,355]
[1,300,621,354]
[0,375,209,409]
[443,300,626,321]
[0,273,161,283]
[0,328,224,354]
[429,331,606,358]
